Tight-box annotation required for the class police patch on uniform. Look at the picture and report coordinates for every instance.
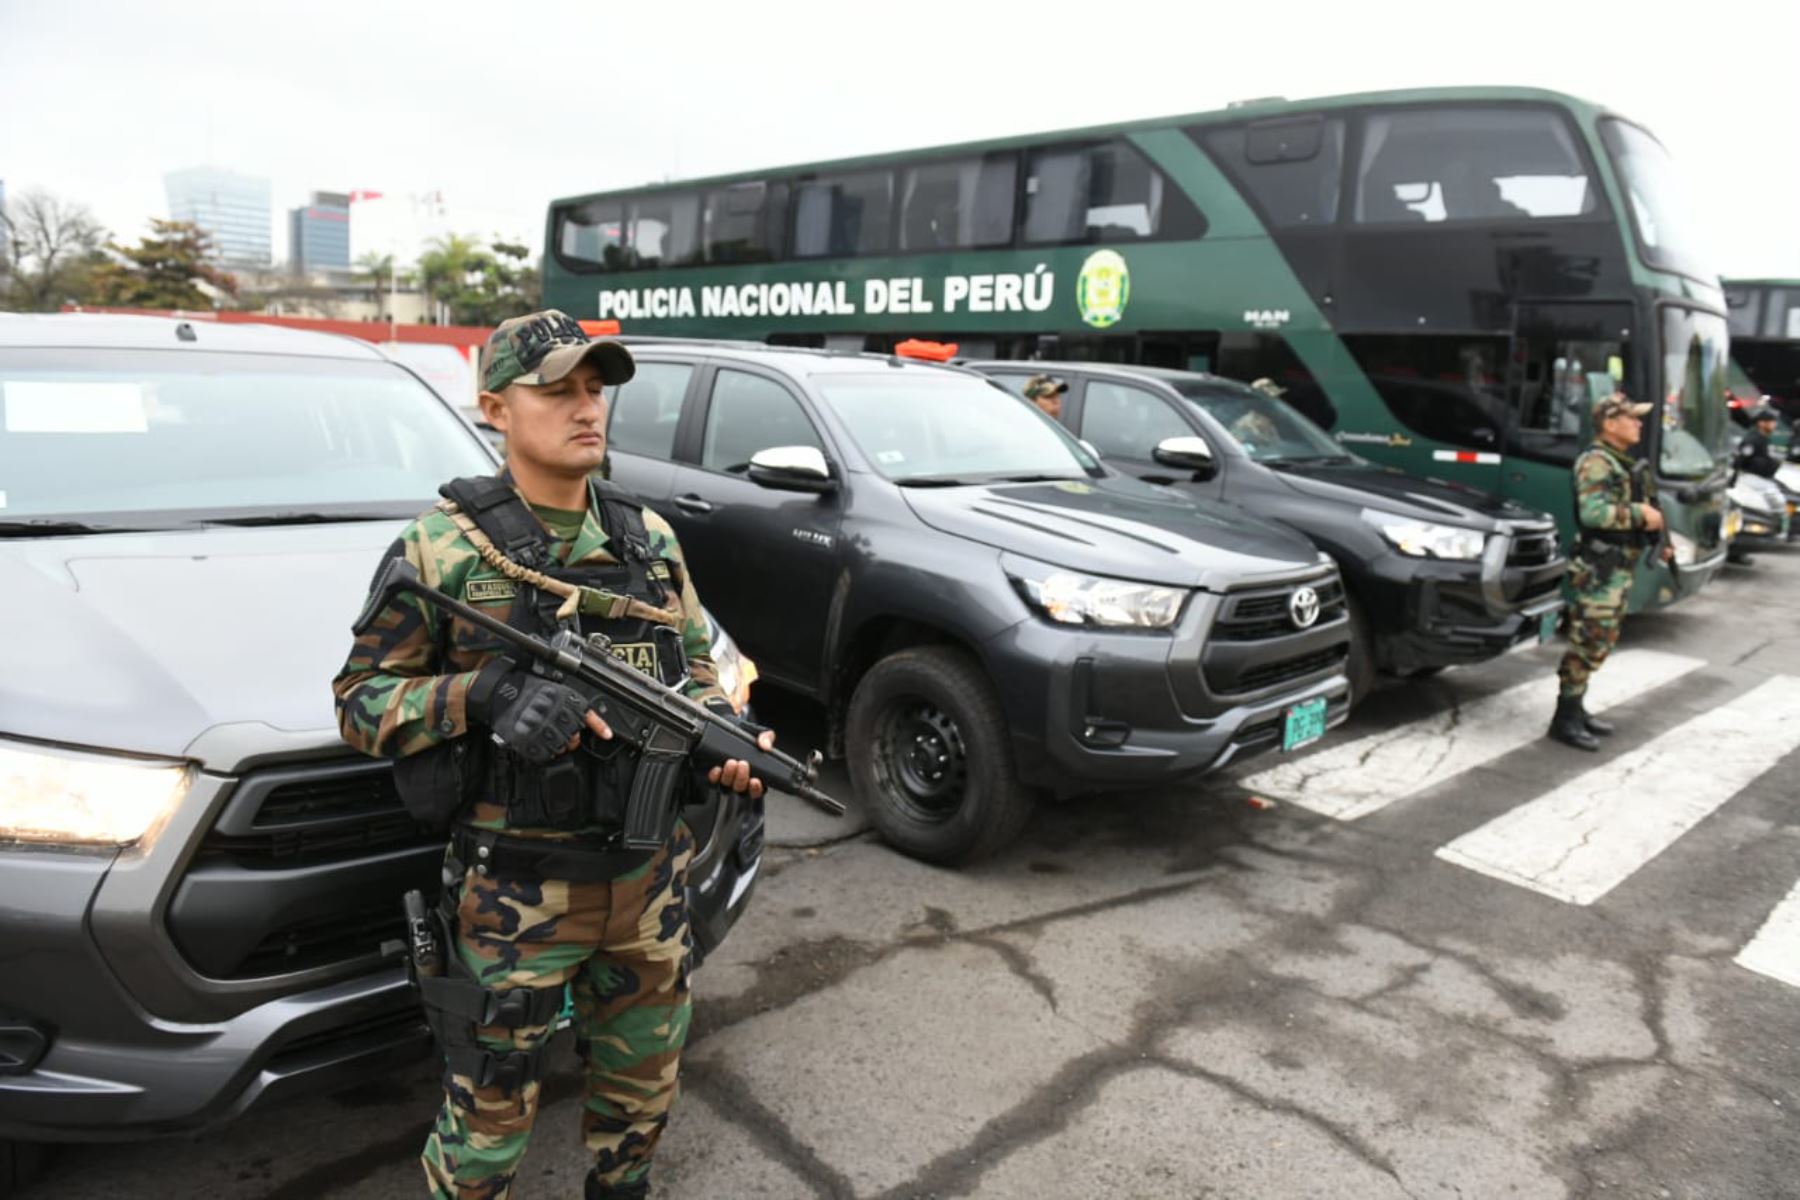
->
[649,562,672,582]
[609,642,661,677]
[465,578,519,604]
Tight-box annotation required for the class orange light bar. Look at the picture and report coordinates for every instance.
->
[580,319,622,336]
[893,338,959,362]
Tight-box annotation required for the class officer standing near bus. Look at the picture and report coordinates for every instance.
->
[334,310,773,1200]
[1550,391,1672,751]
[1736,407,1784,478]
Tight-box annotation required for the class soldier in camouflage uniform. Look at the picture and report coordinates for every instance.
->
[1549,391,1674,751]
[334,310,773,1199]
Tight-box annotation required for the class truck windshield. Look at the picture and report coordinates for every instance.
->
[1660,308,1731,479]
[1174,382,1349,462]
[818,372,1099,483]
[0,349,494,521]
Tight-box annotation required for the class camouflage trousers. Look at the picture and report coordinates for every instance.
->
[421,823,695,1200]
[1557,557,1634,697]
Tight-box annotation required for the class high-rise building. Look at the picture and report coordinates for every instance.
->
[165,167,271,267]
[289,191,351,274]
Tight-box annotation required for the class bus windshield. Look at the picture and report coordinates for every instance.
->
[1660,308,1730,479]
[1174,382,1349,463]
[1601,120,1713,282]
[815,373,1098,484]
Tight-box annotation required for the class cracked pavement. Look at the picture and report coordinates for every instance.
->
[21,550,1800,1198]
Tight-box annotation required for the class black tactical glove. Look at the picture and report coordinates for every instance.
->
[468,661,591,766]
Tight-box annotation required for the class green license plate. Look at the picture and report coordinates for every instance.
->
[1281,697,1328,752]
[1538,610,1559,644]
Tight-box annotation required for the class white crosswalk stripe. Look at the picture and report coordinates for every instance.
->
[1736,882,1800,989]
[1434,675,1800,906]
[1237,648,1706,820]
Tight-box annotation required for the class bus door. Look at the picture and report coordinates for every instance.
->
[1503,301,1634,534]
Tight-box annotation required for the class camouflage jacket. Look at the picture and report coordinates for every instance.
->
[333,482,725,765]
[1572,440,1657,549]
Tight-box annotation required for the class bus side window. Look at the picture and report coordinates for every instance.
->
[558,200,625,270]
[1198,118,1345,228]
[703,182,787,264]
[899,155,1016,251]
[627,194,700,269]
[1023,141,1205,245]
[793,170,894,259]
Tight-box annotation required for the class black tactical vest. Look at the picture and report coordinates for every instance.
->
[1572,448,1649,549]
[439,473,688,830]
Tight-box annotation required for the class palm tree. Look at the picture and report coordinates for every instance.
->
[416,233,482,325]
[355,251,395,318]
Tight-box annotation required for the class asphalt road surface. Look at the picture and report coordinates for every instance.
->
[23,545,1800,1199]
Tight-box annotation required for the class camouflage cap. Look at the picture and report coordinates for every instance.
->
[479,309,635,393]
[1023,374,1068,401]
[1250,377,1287,397]
[1592,392,1652,424]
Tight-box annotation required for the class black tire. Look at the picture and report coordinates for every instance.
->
[846,646,1035,866]
[1342,589,1377,708]
[0,1140,51,1198]
[1402,665,1447,679]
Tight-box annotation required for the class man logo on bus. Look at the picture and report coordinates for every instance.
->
[1077,250,1130,328]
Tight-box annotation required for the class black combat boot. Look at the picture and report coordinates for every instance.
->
[1577,697,1615,737]
[1548,695,1600,751]
[586,1172,650,1200]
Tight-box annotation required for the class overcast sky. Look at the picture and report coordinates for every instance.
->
[2,0,1796,277]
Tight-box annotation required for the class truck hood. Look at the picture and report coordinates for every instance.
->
[1266,459,1550,528]
[0,522,407,764]
[900,474,1322,590]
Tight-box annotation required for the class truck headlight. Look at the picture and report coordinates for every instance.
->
[1009,565,1186,629]
[1668,530,1698,566]
[0,738,192,847]
[1360,509,1487,560]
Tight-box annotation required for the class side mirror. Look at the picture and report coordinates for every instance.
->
[748,445,837,494]
[1152,435,1217,479]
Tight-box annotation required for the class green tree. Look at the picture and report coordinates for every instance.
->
[2,188,108,311]
[89,220,239,310]
[414,233,540,326]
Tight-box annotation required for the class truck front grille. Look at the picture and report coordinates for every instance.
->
[1210,578,1346,642]
[167,759,442,980]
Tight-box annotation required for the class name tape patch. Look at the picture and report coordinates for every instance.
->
[465,578,519,604]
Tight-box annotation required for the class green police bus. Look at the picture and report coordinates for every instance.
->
[542,86,1732,609]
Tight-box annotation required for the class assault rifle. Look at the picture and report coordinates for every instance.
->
[354,559,845,849]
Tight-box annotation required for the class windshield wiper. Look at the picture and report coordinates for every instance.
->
[201,511,408,527]
[0,519,175,537]
[991,473,1087,484]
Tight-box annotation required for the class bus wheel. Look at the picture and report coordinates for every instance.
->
[1343,591,1377,708]
[847,646,1034,866]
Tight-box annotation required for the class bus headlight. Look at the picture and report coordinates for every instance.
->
[1667,531,1698,566]
[1009,565,1186,629]
[1360,509,1487,560]
[0,739,192,847]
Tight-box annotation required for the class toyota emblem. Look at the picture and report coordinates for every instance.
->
[1289,586,1321,629]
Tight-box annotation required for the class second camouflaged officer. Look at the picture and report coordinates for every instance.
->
[1550,391,1672,751]
[1023,373,1068,421]
[334,310,774,1200]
